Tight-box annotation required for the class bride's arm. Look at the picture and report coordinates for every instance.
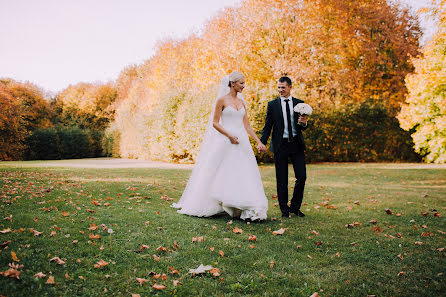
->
[242,105,265,148]
[213,98,239,144]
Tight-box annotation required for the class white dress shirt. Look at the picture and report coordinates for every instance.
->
[280,96,296,138]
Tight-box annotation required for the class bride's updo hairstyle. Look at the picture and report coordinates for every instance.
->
[228,71,245,87]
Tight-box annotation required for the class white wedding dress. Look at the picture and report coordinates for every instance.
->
[172,105,268,221]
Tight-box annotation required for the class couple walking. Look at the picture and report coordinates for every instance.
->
[172,72,308,220]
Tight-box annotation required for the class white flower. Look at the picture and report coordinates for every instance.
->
[293,103,313,115]
[107,228,114,234]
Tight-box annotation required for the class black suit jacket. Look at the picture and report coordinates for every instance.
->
[260,97,308,154]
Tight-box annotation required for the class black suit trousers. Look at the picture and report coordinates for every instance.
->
[274,139,306,214]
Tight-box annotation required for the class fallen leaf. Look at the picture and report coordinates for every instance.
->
[88,224,98,230]
[385,209,393,215]
[210,267,220,277]
[397,254,404,260]
[369,220,377,224]
[311,230,319,236]
[61,211,69,217]
[131,294,141,297]
[437,247,445,252]
[50,256,66,265]
[89,234,100,239]
[173,280,181,286]
[169,267,179,274]
[272,228,287,235]
[397,271,406,276]
[269,261,275,268]
[94,259,108,268]
[156,246,167,252]
[248,235,257,241]
[1,240,11,247]
[414,241,424,245]
[0,268,21,279]
[310,293,320,297]
[209,247,215,251]
[219,250,225,257]
[336,252,341,257]
[32,229,43,236]
[315,241,323,246]
[160,195,174,201]
[153,254,161,261]
[33,272,46,278]
[45,276,55,284]
[50,231,57,237]
[192,236,204,243]
[11,251,19,262]
[138,244,150,252]
[189,264,213,275]
[232,227,243,234]
[136,277,148,286]
[353,201,360,205]
[152,284,166,290]
[0,228,11,234]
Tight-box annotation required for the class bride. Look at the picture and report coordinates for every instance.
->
[172,71,268,221]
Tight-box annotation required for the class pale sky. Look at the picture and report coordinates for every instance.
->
[0,0,435,94]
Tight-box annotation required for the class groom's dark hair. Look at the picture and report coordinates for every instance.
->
[278,76,292,86]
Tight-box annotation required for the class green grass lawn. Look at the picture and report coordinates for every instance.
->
[0,161,445,296]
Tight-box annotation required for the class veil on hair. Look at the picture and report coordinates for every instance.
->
[172,75,246,215]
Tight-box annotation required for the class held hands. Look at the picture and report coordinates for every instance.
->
[257,142,267,152]
[228,135,239,144]
[298,115,307,125]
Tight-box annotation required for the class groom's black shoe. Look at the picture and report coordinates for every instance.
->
[290,209,305,217]
[281,212,290,218]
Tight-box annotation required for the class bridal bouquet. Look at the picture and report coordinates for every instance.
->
[293,103,313,126]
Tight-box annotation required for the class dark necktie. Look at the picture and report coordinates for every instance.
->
[284,99,293,142]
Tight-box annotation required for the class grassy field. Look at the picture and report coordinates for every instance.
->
[0,160,445,296]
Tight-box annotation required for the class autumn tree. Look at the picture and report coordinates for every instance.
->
[398,0,446,163]
[54,82,117,130]
[0,79,52,160]
[112,0,421,162]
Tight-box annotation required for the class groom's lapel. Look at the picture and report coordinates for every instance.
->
[275,98,284,128]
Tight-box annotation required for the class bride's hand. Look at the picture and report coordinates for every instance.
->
[228,135,239,144]
[257,143,266,152]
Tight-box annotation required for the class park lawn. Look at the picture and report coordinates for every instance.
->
[0,162,445,296]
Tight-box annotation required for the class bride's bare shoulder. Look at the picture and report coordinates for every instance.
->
[216,95,230,105]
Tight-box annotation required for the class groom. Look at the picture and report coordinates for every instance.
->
[258,76,308,218]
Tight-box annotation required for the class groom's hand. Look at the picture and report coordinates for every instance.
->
[298,115,307,125]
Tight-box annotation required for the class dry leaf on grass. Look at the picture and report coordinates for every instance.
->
[45,276,55,284]
[152,283,166,290]
[188,264,213,275]
[33,272,46,278]
[272,228,287,235]
[192,236,204,243]
[0,268,21,279]
[50,256,66,265]
[209,268,220,277]
[248,235,257,241]
[232,227,243,234]
[136,277,149,286]
[11,251,19,262]
[94,260,108,268]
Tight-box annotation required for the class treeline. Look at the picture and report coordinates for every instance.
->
[1,0,444,163]
[0,79,116,160]
[111,0,423,162]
